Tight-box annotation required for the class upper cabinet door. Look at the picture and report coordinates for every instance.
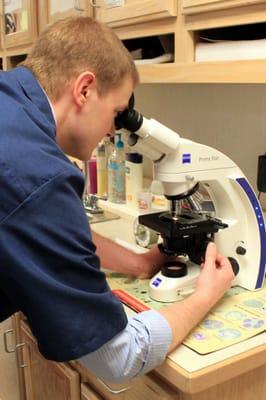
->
[37,1,93,35]
[93,0,177,27]
[47,0,90,24]
[181,0,266,15]
[1,0,37,49]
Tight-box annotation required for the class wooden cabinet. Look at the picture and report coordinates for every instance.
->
[181,0,266,30]
[47,0,89,22]
[11,315,266,400]
[136,0,266,83]
[81,383,103,400]
[17,321,178,400]
[0,0,37,49]
[37,0,93,34]
[181,0,266,15]
[1,0,266,86]
[93,0,177,28]
[20,321,80,400]
[0,317,20,400]
[72,361,178,400]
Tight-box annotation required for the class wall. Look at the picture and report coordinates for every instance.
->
[135,84,266,208]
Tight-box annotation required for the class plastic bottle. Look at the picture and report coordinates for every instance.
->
[150,179,167,210]
[88,156,97,194]
[104,134,114,160]
[96,142,108,196]
[125,153,143,209]
[108,133,126,203]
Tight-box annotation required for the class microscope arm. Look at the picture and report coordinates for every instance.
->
[115,103,266,291]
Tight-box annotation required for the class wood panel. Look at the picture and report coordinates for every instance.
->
[0,318,20,400]
[81,383,103,400]
[94,0,177,27]
[136,59,266,83]
[1,0,37,49]
[176,363,266,399]
[181,0,266,15]
[72,361,178,400]
[21,322,80,400]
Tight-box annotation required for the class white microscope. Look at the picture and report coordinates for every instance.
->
[115,95,266,302]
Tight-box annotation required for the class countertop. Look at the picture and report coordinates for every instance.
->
[91,201,266,394]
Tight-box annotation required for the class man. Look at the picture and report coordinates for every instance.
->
[0,16,234,382]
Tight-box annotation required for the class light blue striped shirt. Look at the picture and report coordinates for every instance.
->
[79,310,172,383]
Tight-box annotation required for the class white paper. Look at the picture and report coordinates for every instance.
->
[5,0,22,13]
[196,39,266,62]
[105,0,124,9]
[50,0,75,15]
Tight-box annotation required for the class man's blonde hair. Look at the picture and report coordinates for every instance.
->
[23,16,139,101]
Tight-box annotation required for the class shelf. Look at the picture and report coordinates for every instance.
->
[137,59,266,83]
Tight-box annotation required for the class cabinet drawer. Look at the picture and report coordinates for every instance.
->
[20,322,80,400]
[94,0,177,27]
[181,0,266,15]
[83,371,177,400]
[81,383,103,400]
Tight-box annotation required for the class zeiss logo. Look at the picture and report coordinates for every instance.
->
[182,153,191,164]
[152,277,162,287]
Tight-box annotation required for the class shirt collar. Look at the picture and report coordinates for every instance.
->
[40,86,57,126]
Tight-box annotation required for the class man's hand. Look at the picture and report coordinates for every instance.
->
[135,245,176,279]
[195,242,235,307]
[159,242,235,353]
[92,231,172,278]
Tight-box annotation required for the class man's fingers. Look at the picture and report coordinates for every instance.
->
[216,253,233,269]
[204,242,217,268]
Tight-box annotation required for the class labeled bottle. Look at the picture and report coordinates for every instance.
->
[96,142,107,196]
[108,133,126,203]
[88,156,97,194]
[150,179,167,210]
[125,152,143,209]
[104,134,114,160]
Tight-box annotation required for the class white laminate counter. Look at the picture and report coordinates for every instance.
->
[91,201,266,376]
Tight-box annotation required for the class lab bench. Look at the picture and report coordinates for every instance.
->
[10,295,266,400]
[88,207,266,400]
[2,208,266,400]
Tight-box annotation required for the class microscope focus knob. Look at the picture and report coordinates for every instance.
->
[228,257,240,276]
[236,246,246,255]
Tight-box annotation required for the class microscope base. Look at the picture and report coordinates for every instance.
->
[149,262,200,302]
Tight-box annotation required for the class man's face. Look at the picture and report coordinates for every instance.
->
[73,76,134,160]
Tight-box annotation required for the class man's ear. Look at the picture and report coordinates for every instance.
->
[72,71,96,107]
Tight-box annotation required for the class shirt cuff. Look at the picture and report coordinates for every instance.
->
[128,310,172,375]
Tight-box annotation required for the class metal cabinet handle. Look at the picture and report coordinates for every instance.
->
[15,343,27,368]
[3,329,15,353]
[3,330,27,367]
[90,0,101,7]
[74,0,85,12]
[97,377,131,394]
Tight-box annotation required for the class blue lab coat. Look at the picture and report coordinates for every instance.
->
[0,66,127,361]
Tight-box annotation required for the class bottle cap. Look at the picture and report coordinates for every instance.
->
[126,153,143,163]
[97,143,105,155]
[115,133,124,149]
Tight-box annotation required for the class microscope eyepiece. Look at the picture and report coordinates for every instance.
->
[115,108,143,132]
[115,92,143,132]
